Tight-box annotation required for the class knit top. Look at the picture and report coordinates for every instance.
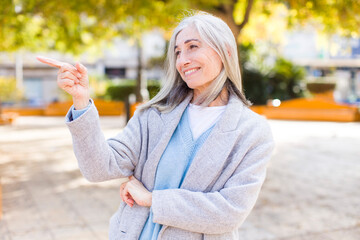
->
[139,106,215,239]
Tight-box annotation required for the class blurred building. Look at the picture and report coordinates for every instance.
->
[282,27,360,103]
[0,31,166,106]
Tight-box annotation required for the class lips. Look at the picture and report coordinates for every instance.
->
[184,68,200,76]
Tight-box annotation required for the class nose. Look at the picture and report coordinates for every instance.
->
[177,52,191,67]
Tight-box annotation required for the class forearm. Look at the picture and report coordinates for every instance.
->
[151,184,261,234]
[66,103,138,182]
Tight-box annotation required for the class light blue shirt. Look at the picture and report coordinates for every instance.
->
[139,107,214,239]
[70,103,91,121]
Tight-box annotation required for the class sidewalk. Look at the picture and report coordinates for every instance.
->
[0,116,359,240]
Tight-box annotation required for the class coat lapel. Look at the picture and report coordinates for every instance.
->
[141,94,192,190]
[180,95,245,191]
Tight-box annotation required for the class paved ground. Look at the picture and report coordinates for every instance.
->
[0,116,359,240]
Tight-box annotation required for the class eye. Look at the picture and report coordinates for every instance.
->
[175,50,180,57]
[190,45,198,49]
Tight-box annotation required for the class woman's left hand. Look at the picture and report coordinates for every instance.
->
[120,176,152,207]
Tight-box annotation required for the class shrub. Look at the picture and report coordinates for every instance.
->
[0,76,24,103]
[240,45,305,105]
[105,80,161,101]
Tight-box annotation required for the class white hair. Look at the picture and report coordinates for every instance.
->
[139,11,249,112]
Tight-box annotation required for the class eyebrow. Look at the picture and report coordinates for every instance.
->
[174,39,201,51]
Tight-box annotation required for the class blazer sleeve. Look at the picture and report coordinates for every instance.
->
[151,121,274,234]
[65,100,143,182]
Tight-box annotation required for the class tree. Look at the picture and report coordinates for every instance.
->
[1,0,359,104]
[187,0,359,104]
[0,0,186,54]
[0,0,188,102]
[0,76,23,114]
[190,0,360,41]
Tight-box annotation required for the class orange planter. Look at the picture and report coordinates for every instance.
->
[2,100,126,116]
[44,99,125,116]
[0,112,19,124]
[2,108,44,116]
[250,92,360,122]
[130,102,143,118]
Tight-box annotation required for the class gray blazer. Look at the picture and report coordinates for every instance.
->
[66,94,274,240]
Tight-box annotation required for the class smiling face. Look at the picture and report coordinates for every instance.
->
[175,25,223,99]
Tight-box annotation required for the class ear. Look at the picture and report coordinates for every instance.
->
[226,45,231,57]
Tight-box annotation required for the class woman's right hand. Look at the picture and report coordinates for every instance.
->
[120,180,135,207]
[36,56,90,110]
[120,176,152,208]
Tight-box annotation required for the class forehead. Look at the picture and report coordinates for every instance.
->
[175,25,201,46]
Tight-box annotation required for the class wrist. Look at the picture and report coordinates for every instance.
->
[147,192,152,207]
[73,97,90,110]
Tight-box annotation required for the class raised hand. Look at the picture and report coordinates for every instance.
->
[36,56,90,110]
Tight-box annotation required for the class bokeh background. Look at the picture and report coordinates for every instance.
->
[1,0,360,239]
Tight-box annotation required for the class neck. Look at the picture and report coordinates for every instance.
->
[192,88,229,107]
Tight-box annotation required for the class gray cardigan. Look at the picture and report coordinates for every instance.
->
[66,94,274,240]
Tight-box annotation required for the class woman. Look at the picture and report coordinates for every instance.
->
[38,12,274,240]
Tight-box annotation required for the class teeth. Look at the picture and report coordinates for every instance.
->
[184,68,198,76]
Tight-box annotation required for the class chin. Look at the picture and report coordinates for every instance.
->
[185,83,199,91]
[183,79,198,89]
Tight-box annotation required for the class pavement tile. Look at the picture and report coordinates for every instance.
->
[10,230,54,240]
[91,223,111,240]
[238,225,276,240]
[51,225,97,240]
[281,226,360,240]
[316,227,360,240]
[0,220,12,240]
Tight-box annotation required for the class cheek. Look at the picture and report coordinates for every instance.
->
[175,62,182,76]
[206,56,223,75]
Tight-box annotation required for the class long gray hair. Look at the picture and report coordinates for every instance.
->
[139,12,249,112]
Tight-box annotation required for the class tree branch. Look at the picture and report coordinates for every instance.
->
[206,0,255,41]
[238,0,254,32]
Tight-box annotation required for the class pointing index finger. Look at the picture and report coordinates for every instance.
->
[36,56,64,68]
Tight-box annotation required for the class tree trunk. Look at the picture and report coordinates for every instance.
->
[135,38,144,102]
[209,0,255,42]
[135,38,149,103]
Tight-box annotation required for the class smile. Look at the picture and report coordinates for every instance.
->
[184,68,200,76]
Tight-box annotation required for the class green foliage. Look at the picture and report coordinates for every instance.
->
[0,0,187,54]
[105,80,161,101]
[267,58,305,100]
[147,81,161,99]
[1,0,351,107]
[242,67,268,105]
[0,76,23,115]
[88,75,112,99]
[0,77,24,102]
[2,0,359,55]
[240,46,305,105]
[283,0,360,37]
[148,55,167,69]
[106,81,135,102]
